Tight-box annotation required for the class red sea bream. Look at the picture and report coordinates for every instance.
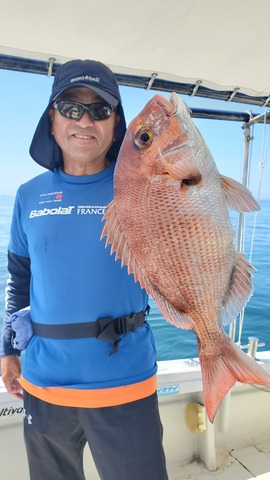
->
[101,93,270,422]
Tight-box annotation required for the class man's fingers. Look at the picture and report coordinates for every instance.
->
[5,376,23,399]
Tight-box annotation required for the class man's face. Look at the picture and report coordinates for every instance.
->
[49,87,119,174]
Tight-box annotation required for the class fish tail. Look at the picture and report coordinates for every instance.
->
[199,334,270,423]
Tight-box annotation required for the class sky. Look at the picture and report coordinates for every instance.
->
[0,68,269,199]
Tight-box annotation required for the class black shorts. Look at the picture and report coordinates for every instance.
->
[23,390,168,480]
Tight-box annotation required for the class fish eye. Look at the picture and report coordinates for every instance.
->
[135,127,154,149]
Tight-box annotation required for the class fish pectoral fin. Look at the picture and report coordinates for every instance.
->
[200,335,270,423]
[158,148,200,181]
[221,175,260,212]
[222,253,255,325]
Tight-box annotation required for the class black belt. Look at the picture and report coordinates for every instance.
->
[32,309,148,355]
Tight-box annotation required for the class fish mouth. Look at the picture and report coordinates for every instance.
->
[155,94,178,117]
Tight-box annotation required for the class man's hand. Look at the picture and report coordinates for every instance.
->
[1,355,23,399]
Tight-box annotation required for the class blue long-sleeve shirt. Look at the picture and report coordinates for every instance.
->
[1,163,157,407]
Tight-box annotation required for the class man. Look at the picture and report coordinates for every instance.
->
[0,59,168,480]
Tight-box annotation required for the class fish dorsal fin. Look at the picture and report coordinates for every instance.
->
[101,200,150,286]
[221,175,260,212]
[101,201,194,330]
[222,252,255,325]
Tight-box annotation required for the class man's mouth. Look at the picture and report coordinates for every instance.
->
[73,134,94,139]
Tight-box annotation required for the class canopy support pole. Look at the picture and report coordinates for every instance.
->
[229,110,269,342]
[221,118,253,432]
[229,121,252,344]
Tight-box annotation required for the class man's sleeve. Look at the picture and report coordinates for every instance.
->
[1,187,31,356]
[0,251,31,356]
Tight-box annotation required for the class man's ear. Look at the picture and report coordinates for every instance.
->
[115,114,120,127]
[48,109,55,135]
[48,109,54,123]
[112,114,121,141]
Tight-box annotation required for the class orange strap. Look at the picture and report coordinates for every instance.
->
[20,374,157,408]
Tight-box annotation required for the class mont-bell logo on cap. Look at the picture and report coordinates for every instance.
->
[70,75,100,84]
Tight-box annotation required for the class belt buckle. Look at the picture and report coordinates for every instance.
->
[117,314,136,334]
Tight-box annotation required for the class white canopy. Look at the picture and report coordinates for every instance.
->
[0,0,269,106]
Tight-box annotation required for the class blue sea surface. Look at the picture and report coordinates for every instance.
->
[0,195,269,361]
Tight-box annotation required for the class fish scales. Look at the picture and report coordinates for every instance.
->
[101,92,270,422]
[115,161,234,324]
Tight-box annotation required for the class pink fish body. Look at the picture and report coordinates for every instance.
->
[102,93,270,422]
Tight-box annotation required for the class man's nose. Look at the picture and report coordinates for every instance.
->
[77,110,95,126]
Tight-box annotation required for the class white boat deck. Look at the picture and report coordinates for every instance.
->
[1,355,270,479]
[175,442,270,479]
[2,417,270,480]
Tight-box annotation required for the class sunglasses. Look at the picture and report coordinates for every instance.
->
[53,100,115,121]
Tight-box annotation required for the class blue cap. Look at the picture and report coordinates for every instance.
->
[30,59,126,171]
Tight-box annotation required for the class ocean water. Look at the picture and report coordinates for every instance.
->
[0,195,269,361]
